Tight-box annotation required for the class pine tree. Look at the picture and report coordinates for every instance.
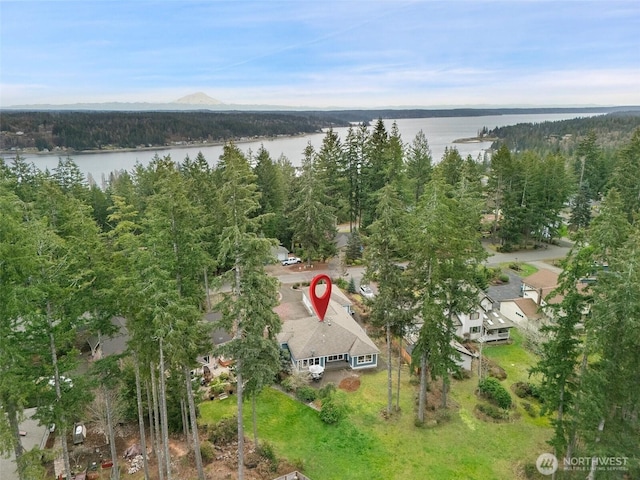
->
[215,142,281,480]
[344,124,368,230]
[577,226,640,477]
[607,128,640,221]
[409,179,486,420]
[530,235,593,466]
[254,145,287,241]
[316,128,349,223]
[364,183,412,415]
[289,143,337,264]
[405,130,433,206]
[486,144,515,245]
[345,229,363,264]
[434,147,464,187]
[569,182,592,231]
[0,185,44,480]
[26,180,103,480]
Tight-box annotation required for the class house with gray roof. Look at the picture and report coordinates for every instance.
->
[277,287,379,372]
[453,292,515,343]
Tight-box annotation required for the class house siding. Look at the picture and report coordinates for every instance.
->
[350,353,378,369]
[500,301,527,327]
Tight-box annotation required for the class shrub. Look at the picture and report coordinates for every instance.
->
[281,377,295,392]
[523,462,540,479]
[522,402,537,417]
[529,383,543,401]
[435,409,452,424]
[512,381,543,401]
[452,368,471,380]
[318,383,336,400]
[296,386,317,403]
[208,415,238,445]
[320,399,344,424]
[478,377,512,409]
[333,277,348,290]
[498,273,510,283]
[292,371,311,388]
[320,391,348,424]
[278,349,293,377]
[477,403,509,420]
[488,364,507,380]
[348,277,357,294]
[257,441,279,472]
[200,441,215,462]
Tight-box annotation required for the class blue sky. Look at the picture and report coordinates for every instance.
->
[1,1,639,108]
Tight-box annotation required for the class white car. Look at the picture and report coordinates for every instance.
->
[359,284,375,300]
[282,257,302,266]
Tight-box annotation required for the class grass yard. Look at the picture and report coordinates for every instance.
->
[501,261,539,277]
[199,334,551,480]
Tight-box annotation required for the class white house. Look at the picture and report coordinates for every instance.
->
[454,292,515,342]
[402,327,478,372]
[522,269,561,308]
[271,245,290,263]
[500,297,544,330]
[277,287,379,372]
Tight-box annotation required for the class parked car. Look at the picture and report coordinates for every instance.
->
[359,284,375,300]
[282,257,302,266]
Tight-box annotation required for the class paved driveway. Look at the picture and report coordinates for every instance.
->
[487,269,523,303]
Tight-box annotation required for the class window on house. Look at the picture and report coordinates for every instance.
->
[470,312,480,320]
[327,354,344,361]
[470,326,481,334]
[202,355,210,365]
[357,354,373,365]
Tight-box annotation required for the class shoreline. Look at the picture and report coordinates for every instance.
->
[0,132,317,158]
[452,136,498,144]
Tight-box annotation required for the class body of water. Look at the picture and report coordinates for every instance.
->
[8,112,600,183]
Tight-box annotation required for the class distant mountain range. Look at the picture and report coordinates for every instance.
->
[3,92,640,116]
[174,92,223,105]
[4,92,301,112]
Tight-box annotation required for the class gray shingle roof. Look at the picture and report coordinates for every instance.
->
[277,289,379,360]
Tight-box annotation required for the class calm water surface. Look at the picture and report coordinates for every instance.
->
[13,113,600,182]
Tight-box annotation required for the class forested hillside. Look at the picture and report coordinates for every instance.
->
[488,110,640,154]
[0,110,348,151]
[2,107,636,153]
[1,118,639,479]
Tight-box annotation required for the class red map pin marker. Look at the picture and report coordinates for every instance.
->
[309,274,332,321]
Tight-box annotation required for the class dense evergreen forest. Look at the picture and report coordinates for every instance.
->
[2,107,637,153]
[488,110,640,154]
[0,110,349,151]
[299,105,636,124]
[1,118,639,480]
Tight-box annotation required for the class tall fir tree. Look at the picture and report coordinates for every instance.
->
[289,143,337,263]
[215,143,281,480]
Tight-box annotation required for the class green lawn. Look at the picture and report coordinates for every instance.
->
[199,338,551,479]
[501,261,539,277]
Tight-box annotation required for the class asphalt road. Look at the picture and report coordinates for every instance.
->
[483,240,572,269]
[214,240,571,296]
